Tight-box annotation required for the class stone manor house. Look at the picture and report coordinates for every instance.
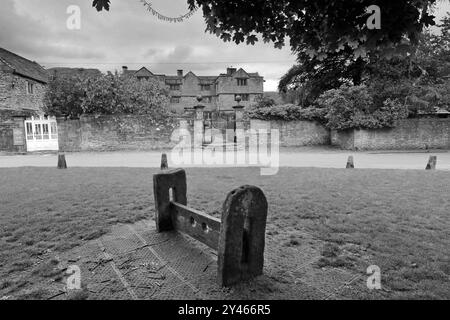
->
[122,66,265,113]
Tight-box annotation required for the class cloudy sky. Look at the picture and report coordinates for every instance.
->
[1,0,449,91]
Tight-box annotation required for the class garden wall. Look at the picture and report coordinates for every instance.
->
[56,116,450,152]
[331,118,450,150]
[249,119,330,147]
[57,115,178,152]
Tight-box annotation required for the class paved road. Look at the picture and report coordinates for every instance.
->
[1,148,449,170]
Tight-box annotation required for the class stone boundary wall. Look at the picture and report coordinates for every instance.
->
[331,118,450,150]
[57,114,178,152]
[47,116,450,152]
[249,119,330,147]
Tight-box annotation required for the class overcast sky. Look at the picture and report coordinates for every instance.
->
[1,0,449,91]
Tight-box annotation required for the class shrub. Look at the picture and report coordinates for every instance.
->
[247,96,326,122]
[247,103,327,122]
[317,84,409,130]
[352,98,409,129]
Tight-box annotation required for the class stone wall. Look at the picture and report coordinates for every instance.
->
[331,118,450,150]
[0,110,28,152]
[249,119,330,147]
[57,114,178,152]
[0,68,46,113]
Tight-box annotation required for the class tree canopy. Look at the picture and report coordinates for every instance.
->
[92,0,439,59]
[44,73,171,119]
[248,13,450,129]
[188,0,439,59]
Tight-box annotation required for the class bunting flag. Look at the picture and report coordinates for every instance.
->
[140,0,198,23]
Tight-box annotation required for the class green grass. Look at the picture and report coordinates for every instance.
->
[0,167,449,299]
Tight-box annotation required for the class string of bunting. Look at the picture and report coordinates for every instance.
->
[140,0,198,23]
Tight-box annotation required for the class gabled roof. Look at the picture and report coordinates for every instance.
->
[123,66,261,82]
[123,69,138,75]
[233,68,251,78]
[134,67,154,77]
[184,71,197,78]
[123,67,154,77]
[0,47,48,83]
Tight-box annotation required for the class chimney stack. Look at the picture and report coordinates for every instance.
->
[177,70,183,77]
[227,67,237,76]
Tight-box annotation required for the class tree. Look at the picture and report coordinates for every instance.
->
[416,13,450,80]
[187,0,439,59]
[278,51,367,106]
[44,75,87,118]
[92,0,446,115]
[281,10,450,108]
[44,72,171,118]
[93,1,438,59]
[81,73,171,117]
[117,76,171,116]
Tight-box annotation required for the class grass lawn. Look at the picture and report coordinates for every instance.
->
[0,167,449,299]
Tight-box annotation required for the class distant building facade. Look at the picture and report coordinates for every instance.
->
[122,66,264,113]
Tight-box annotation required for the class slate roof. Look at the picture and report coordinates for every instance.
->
[0,47,48,84]
[123,67,260,82]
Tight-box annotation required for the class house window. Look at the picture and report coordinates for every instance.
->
[204,111,213,120]
[169,84,181,91]
[254,94,263,101]
[27,81,34,94]
[200,84,211,91]
[26,123,33,140]
[237,78,248,86]
[204,96,213,103]
[170,96,181,103]
[137,76,150,81]
[235,94,250,101]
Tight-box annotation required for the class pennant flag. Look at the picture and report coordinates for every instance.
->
[140,0,198,23]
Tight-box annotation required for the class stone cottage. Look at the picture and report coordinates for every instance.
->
[0,47,49,152]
